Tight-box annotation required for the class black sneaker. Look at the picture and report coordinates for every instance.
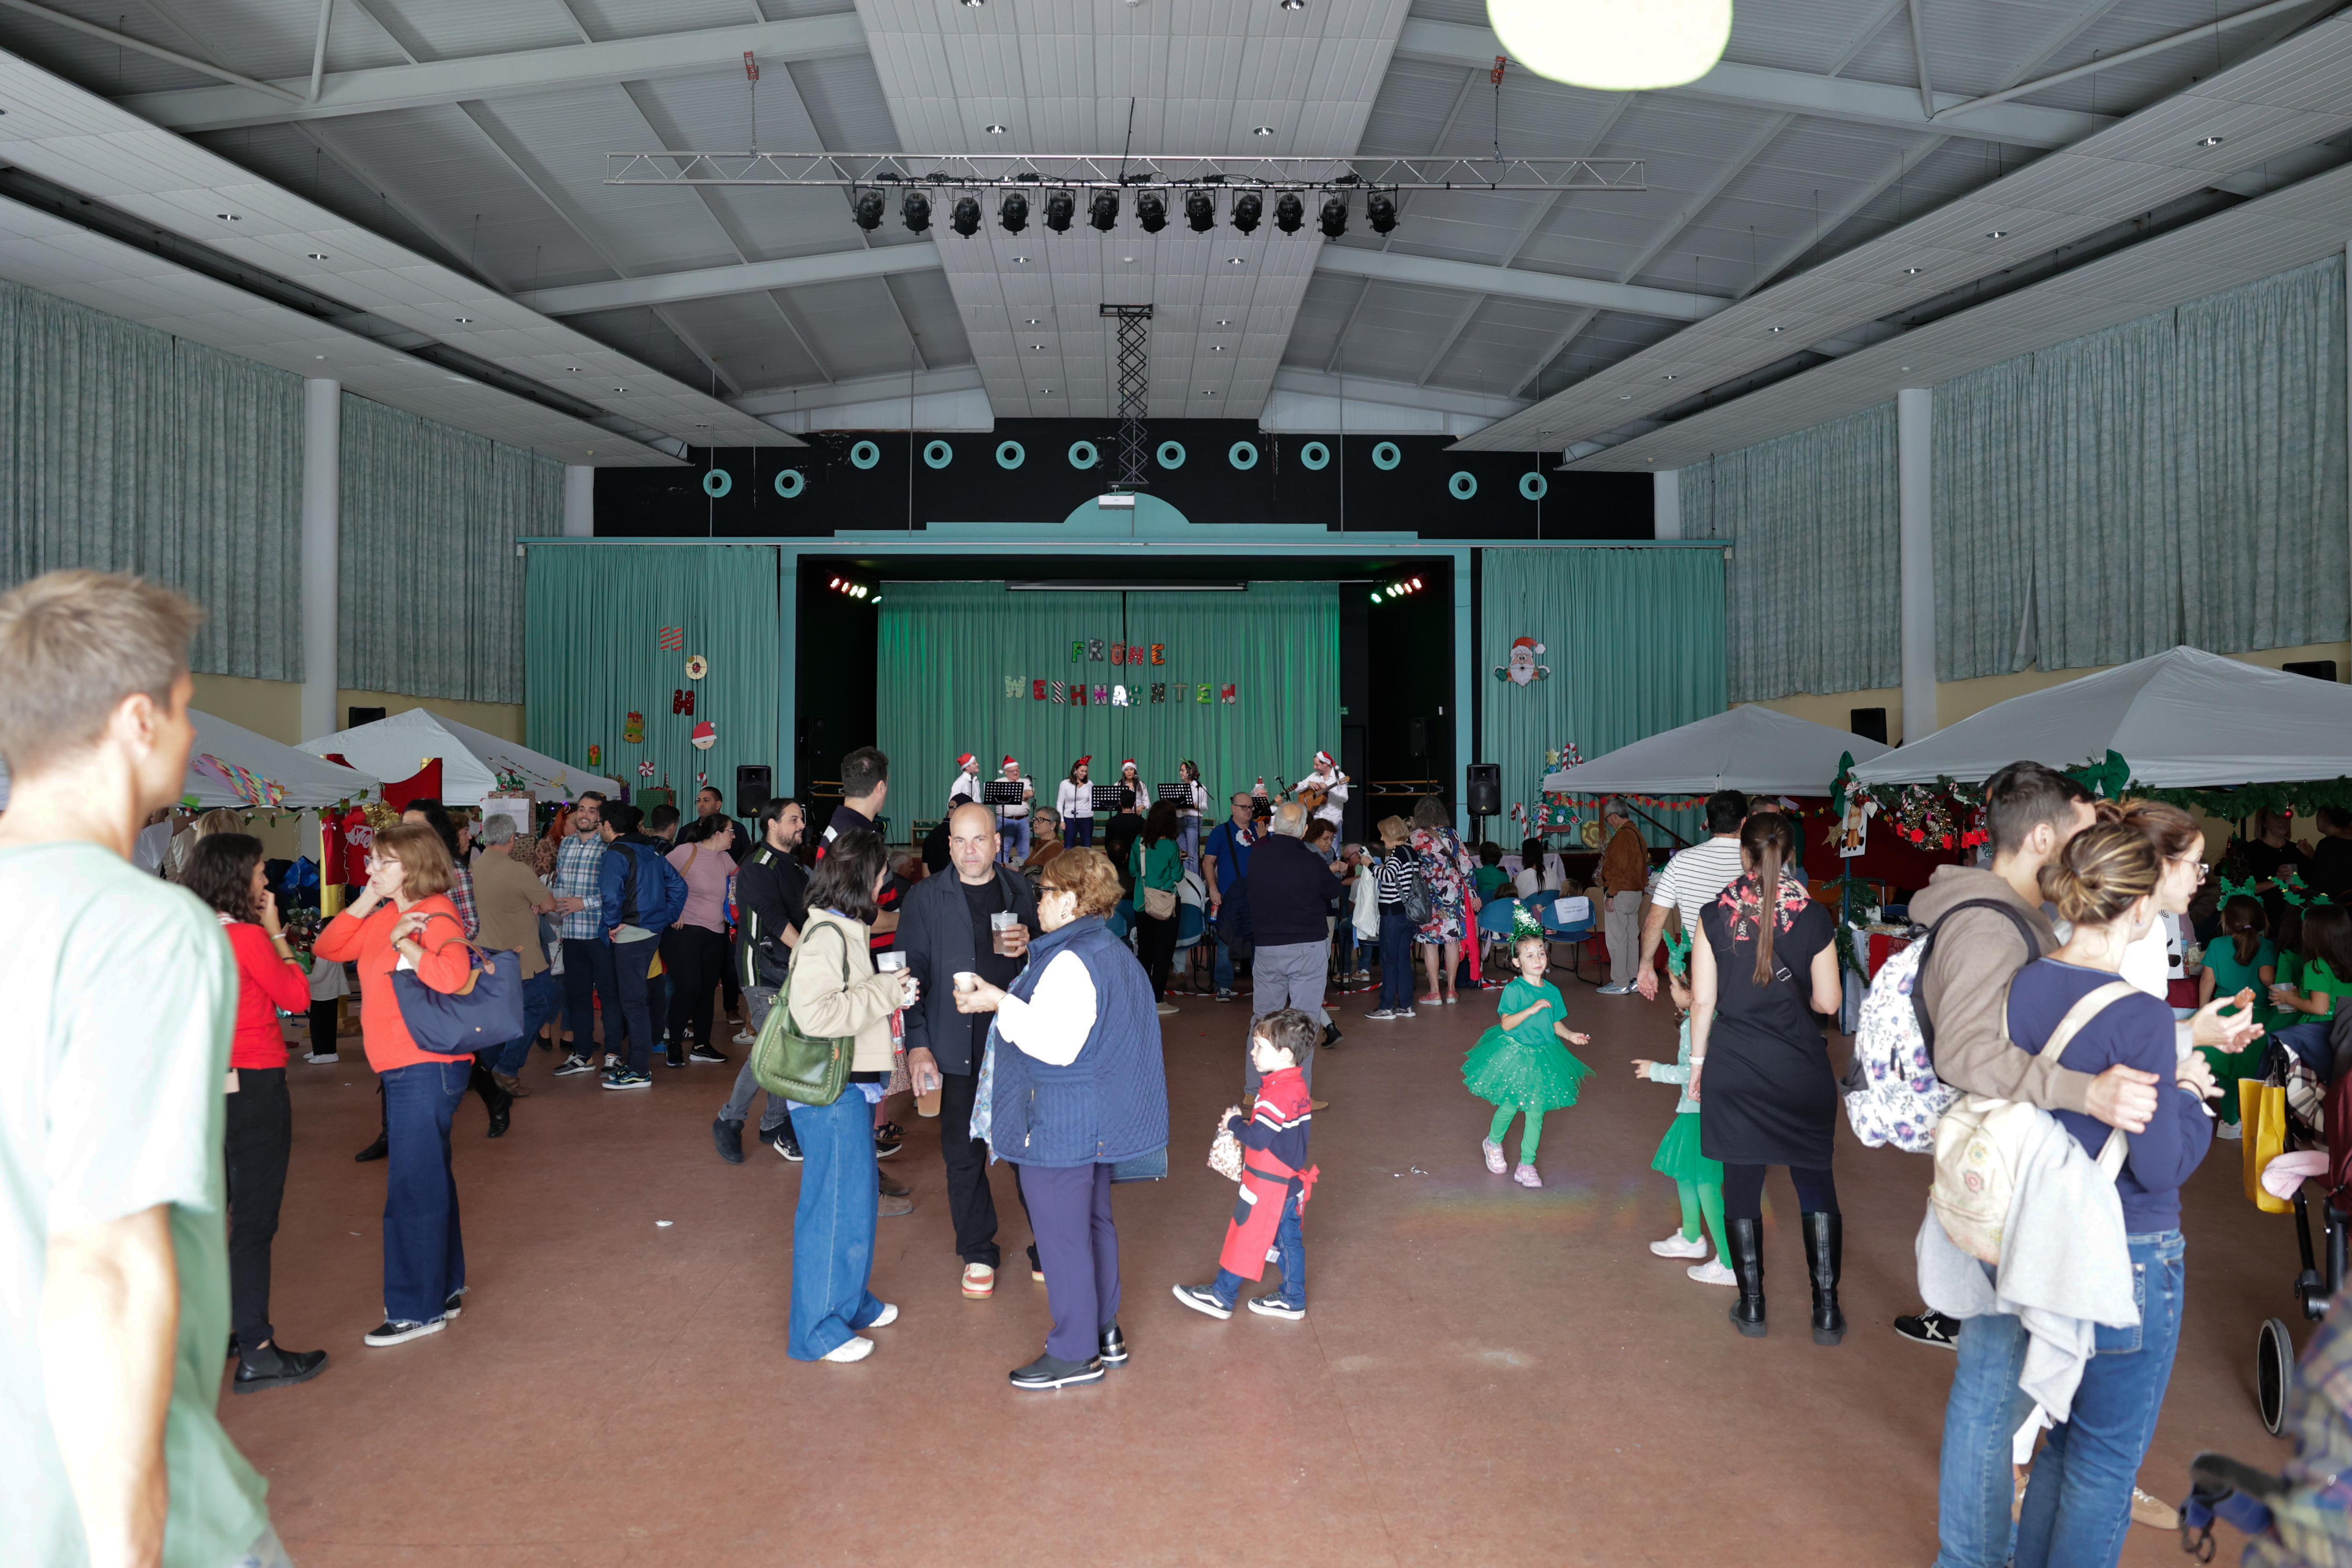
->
[1171,1283,1233,1320]
[1895,1310,1960,1350]
[601,1069,652,1091]
[442,1287,468,1319]
[1247,1295,1306,1320]
[1098,1324,1130,1366]
[763,1125,803,1162]
[232,1343,329,1394]
[1215,988,1238,1003]
[664,1044,688,1070]
[1320,1023,1344,1050]
[362,1318,444,1348]
[553,1054,596,1077]
[712,1117,746,1164]
[689,1042,727,1064]
[1008,1352,1105,1391]
[874,1122,905,1159]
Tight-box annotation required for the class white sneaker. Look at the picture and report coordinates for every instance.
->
[868,1303,899,1328]
[1597,982,1633,996]
[1649,1231,1709,1259]
[1155,1001,1181,1016]
[2217,1121,2243,1140]
[1365,1009,1397,1021]
[1687,1259,1736,1286]
[821,1336,875,1363]
[734,1028,755,1045]
[305,1051,338,1064]
[1481,1138,1507,1174]
[1513,1163,1542,1189]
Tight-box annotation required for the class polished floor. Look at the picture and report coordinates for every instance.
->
[223,970,2285,1567]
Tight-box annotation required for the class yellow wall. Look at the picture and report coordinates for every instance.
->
[191,674,524,748]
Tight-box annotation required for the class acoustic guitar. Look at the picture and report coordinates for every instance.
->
[1272,775,1330,816]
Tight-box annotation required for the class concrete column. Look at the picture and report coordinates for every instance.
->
[1653,468,1681,539]
[300,379,340,741]
[563,464,595,537]
[1897,386,1938,741]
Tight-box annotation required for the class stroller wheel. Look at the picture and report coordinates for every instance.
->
[2258,1317,2294,1436]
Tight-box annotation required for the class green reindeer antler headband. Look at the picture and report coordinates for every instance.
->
[1511,902,1547,942]
[1664,922,1692,977]
[2279,869,2333,910]
[2217,873,2259,902]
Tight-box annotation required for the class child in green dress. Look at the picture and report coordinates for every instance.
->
[1465,908,1591,1189]
[1634,926,1733,1284]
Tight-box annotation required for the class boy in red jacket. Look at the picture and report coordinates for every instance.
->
[1174,1009,1320,1321]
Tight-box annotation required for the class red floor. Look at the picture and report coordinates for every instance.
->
[221,978,2287,1567]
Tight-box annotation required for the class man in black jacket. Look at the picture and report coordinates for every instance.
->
[896,802,1040,1298]
[1240,801,1346,1095]
[712,799,808,1164]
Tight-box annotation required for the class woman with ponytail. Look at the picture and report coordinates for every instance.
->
[1687,812,1844,1343]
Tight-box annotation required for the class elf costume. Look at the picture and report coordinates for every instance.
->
[1464,906,1591,1185]
[1645,925,1733,1283]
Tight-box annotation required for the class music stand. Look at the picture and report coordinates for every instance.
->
[980,780,1028,807]
[1090,785,1125,815]
[1154,783,1187,802]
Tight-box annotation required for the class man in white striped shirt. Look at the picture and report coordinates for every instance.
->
[1635,790,1749,1001]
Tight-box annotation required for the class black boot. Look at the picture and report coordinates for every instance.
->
[1804,1212,1846,1346]
[470,1060,513,1138]
[353,1133,388,1163]
[1726,1217,1768,1337]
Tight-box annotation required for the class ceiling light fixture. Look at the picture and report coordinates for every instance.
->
[1184,188,1216,233]
[1227,255,1246,265]
[985,124,1006,134]
[2199,135,2225,147]
[950,194,983,236]
[1251,125,1274,136]
[1013,254,1029,263]
[1231,190,1264,234]
[1032,344,1045,350]
[305,251,329,260]
[1043,188,1075,232]
[1281,0,1305,10]
[1317,194,1348,238]
[852,187,885,230]
[1769,325,1783,333]
[901,190,932,233]
[1984,229,2008,239]
[1088,190,1120,232]
[1273,191,1305,234]
[999,191,1029,233]
[1365,188,1398,235]
[1487,0,1730,90]
[1135,190,1168,232]
[1024,318,1039,325]
[1903,265,1921,274]
[1216,318,1233,326]
[215,212,240,221]
[453,316,475,323]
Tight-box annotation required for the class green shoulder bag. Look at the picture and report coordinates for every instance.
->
[751,924,856,1106]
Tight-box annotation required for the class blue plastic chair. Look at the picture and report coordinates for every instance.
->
[1538,895,1604,986]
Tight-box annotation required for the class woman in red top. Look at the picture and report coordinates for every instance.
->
[314,821,478,1347]
[184,834,330,1394]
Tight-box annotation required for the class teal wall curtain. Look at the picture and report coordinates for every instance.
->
[876,582,1339,817]
[1479,547,1727,844]
[0,282,303,680]
[342,393,561,704]
[525,544,781,797]
[1681,403,1900,703]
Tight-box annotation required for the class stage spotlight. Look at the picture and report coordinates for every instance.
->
[1043,189,1075,232]
[851,187,885,230]
[1088,190,1120,232]
[999,192,1029,233]
[1184,189,1216,232]
[1231,191,1263,234]
[1318,194,1348,238]
[901,190,932,233]
[1366,188,1398,234]
[950,194,982,236]
[1273,191,1304,234]
[1135,191,1168,233]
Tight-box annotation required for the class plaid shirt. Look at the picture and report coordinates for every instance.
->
[2247,1310,2352,1568]
[552,832,606,940]
[448,864,478,939]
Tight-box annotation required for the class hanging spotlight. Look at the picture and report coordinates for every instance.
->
[851,187,885,230]
[999,191,1029,233]
[1043,189,1075,232]
[1487,0,1730,90]
[1088,190,1120,232]
[1273,191,1304,234]
[1183,189,1216,233]
[1365,188,1398,234]
[1135,190,1168,233]
[949,194,983,236]
[1231,191,1263,234]
[901,190,932,233]
[1317,194,1348,238]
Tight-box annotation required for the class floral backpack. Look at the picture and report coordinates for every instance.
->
[1841,898,2040,1154]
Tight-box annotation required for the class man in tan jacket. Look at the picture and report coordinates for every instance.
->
[1597,802,1650,993]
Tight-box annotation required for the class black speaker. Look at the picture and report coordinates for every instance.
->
[347,705,386,728]
[735,764,773,819]
[2284,660,2340,682]
[1466,763,1502,818]
[1850,707,1889,744]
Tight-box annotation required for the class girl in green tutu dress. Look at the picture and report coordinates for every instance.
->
[1634,927,1732,1285]
[1466,909,1592,1188]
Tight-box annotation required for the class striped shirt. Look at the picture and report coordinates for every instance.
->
[552,832,605,940]
[1650,835,1747,931]
[1375,849,1416,905]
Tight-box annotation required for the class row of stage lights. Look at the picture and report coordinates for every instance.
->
[828,574,880,604]
[851,185,1399,240]
[1369,575,1424,605]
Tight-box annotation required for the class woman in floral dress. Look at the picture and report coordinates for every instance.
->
[1410,794,1483,1005]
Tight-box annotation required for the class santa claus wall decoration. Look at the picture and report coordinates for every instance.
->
[1494,637,1550,686]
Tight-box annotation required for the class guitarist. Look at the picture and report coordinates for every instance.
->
[1296,750,1349,834]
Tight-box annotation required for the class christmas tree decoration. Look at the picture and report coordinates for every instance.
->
[638,760,656,779]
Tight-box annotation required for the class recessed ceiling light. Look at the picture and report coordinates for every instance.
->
[1013,256,1029,264]
[1984,229,2008,239]
[453,316,474,323]
[1211,345,1225,351]
[1031,344,1044,349]
[1122,255,1135,263]
[566,366,583,372]
[215,212,240,221]
[314,354,326,360]
[305,251,330,260]
[1619,395,1631,400]
[1904,266,1922,275]
[1024,318,1039,324]
[1216,318,1232,325]
[1202,389,1217,395]
[611,387,626,393]
[2199,134,2225,147]
[1900,365,1911,371]
[1251,126,1274,136]
[1663,374,1676,380]
[1281,0,1305,9]
[1769,325,1784,333]
[985,124,1006,135]
[1039,387,1052,393]
[1227,256,1245,265]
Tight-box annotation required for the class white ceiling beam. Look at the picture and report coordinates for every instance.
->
[1315,247,1730,322]
[1394,17,2110,150]
[516,243,943,316]
[113,14,867,133]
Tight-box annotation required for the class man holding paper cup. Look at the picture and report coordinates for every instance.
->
[896,802,1041,1299]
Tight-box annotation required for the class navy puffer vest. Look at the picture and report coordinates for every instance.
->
[989,915,1170,1167]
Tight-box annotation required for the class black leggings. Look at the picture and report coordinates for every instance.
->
[1721,1162,1839,1221]
[1136,910,1177,1000]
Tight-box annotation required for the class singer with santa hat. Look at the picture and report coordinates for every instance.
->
[994,756,1036,865]
[1057,756,1097,847]
[949,751,981,814]
[1297,750,1349,831]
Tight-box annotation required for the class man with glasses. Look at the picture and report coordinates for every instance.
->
[1201,791,1259,1004]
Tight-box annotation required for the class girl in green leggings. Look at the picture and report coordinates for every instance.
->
[1637,929,1733,1285]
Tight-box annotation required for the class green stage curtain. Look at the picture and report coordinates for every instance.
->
[1479,547,1727,846]
[876,581,1339,822]
[525,544,781,799]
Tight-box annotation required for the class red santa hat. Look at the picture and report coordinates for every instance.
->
[1001,754,1018,769]
[1314,750,1335,769]
[690,720,717,751]
[1511,637,1544,654]
[1120,758,1137,774]
[956,752,976,771]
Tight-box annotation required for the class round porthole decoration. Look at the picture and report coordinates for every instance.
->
[849,440,881,470]
[701,468,732,498]
[923,440,953,469]
[684,654,710,681]
[1371,441,1401,471]
[1449,471,1478,500]
[774,469,804,498]
[1300,440,1330,471]
[1156,440,1186,470]
[995,440,1025,470]
[1068,440,1099,470]
[1518,471,1548,501]
[1228,440,1259,470]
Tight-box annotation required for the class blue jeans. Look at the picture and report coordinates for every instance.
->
[611,936,658,1072]
[1378,907,1416,1011]
[1179,817,1200,869]
[784,1091,886,1360]
[380,1060,468,1325]
[559,936,617,1057]
[1213,925,1240,993]
[2275,1018,2335,1077]
[1066,815,1094,847]
[1211,1190,1304,1308]
[1933,1231,2187,1568]
[998,817,1031,865]
[492,970,566,1076]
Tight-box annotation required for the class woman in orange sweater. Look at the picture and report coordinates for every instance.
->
[314,821,478,1348]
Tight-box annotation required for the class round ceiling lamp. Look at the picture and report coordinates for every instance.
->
[1487,0,1731,91]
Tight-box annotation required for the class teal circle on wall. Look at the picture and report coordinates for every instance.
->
[1299,440,1330,470]
[1157,440,1186,470]
[774,469,804,498]
[701,468,732,498]
[1371,441,1401,471]
[1069,440,1099,470]
[1228,440,1258,470]
[1519,471,1548,501]
[1449,471,1478,500]
[923,439,953,469]
[995,440,1024,469]
[850,440,881,469]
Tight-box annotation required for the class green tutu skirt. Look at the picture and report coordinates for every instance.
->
[1651,1114,1722,1185]
[1462,1027,1591,1112]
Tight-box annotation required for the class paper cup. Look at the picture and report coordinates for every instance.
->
[953,970,979,992]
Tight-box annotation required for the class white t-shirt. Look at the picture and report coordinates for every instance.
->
[1300,767,1348,826]
[949,768,979,812]
[1649,835,1747,930]
[0,841,269,1566]
[995,773,1035,823]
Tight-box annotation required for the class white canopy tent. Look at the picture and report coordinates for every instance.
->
[1849,647,2352,789]
[1542,705,1890,797]
[0,708,379,812]
[298,708,617,806]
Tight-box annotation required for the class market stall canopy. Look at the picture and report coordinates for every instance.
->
[1542,705,1890,797]
[0,708,381,812]
[1849,647,2352,789]
[298,708,617,806]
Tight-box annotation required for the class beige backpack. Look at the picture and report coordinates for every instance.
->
[1929,980,2135,1264]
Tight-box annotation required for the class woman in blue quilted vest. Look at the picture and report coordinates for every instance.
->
[955,846,1170,1392]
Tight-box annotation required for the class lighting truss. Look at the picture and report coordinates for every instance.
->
[1100,304,1153,491]
[605,152,1646,193]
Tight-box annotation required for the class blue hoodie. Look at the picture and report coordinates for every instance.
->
[598,833,687,936]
